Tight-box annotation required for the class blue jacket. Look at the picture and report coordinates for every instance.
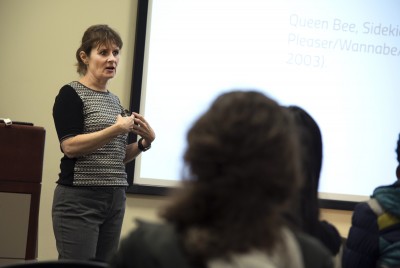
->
[342,182,400,268]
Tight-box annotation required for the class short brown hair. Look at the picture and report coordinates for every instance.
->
[75,24,123,76]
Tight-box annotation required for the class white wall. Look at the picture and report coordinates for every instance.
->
[0,0,351,260]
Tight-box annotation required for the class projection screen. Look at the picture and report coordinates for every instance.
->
[127,0,400,209]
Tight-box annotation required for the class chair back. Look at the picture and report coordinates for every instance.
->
[0,259,109,268]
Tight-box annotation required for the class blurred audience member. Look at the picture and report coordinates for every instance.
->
[342,134,400,268]
[286,105,342,256]
[109,91,333,268]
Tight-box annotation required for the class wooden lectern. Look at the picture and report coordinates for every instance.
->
[0,122,45,265]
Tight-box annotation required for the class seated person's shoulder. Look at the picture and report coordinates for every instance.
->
[351,200,381,229]
[296,232,334,268]
[109,220,199,268]
[120,220,180,254]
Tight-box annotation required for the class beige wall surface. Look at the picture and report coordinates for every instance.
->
[0,0,352,261]
[0,0,167,260]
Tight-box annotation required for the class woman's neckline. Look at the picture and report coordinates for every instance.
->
[76,81,109,93]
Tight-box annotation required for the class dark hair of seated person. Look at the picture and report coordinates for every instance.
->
[285,105,342,255]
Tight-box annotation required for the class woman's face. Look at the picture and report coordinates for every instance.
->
[84,43,120,82]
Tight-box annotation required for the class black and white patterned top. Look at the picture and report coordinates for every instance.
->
[53,81,129,187]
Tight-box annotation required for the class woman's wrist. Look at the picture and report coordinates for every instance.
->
[138,137,151,151]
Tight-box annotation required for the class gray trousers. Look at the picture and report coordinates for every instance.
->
[52,185,126,262]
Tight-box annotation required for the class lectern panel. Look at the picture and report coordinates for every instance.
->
[0,123,45,263]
